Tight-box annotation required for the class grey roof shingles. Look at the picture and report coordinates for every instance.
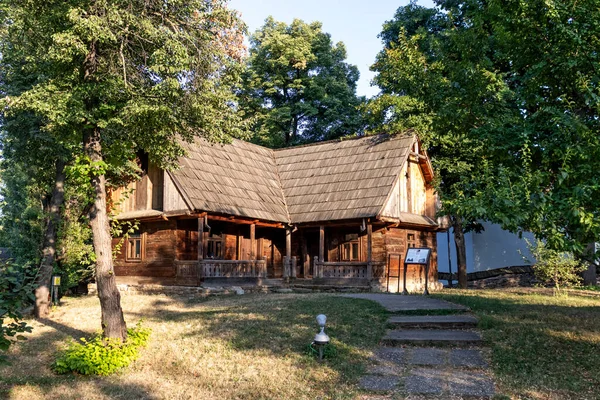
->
[170,134,418,224]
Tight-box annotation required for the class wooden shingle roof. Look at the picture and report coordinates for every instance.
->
[171,134,417,224]
[275,134,414,223]
[171,139,289,222]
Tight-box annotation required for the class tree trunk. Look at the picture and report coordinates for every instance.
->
[582,243,598,286]
[34,159,66,318]
[452,216,468,289]
[84,128,128,341]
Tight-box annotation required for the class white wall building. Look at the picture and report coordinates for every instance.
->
[437,221,536,277]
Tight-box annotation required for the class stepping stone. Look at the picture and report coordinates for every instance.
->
[373,347,405,365]
[450,349,489,368]
[366,363,401,375]
[343,293,469,312]
[447,371,495,398]
[405,368,445,395]
[388,314,478,329]
[358,375,400,392]
[407,348,447,365]
[382,329,482,347]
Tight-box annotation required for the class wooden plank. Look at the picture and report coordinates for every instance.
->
[250,223,256,260]
[301,232,309,277]
[198,217,204,260]
[319,225,324,262]
[367,221,373,280]
[406,160,412,213]
[206,214,285,228]
[285,227,292,259]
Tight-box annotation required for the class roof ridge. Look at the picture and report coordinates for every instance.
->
[272,132,413,152]
[266,142,292,225]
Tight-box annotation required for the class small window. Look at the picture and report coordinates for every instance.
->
[341,241,360,261]
[126,234,143,261]
[207,234,223,259]
[407,233,416,248]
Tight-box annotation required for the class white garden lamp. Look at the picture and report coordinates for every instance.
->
[313,314,330,361]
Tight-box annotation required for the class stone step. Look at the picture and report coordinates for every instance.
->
[387,315,478,329]
[382,329,482,347]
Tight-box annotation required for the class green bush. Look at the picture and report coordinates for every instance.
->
[53,322,150,375]
[527,239,587,291]
[0,262,35,364]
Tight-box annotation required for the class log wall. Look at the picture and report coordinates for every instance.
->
[113,220,177,277]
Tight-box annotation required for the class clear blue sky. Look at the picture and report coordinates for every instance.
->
[228,0,436,98]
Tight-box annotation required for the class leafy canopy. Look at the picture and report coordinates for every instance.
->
[2,0,247,173]
[367,0,600,256]
[240,16,364,147]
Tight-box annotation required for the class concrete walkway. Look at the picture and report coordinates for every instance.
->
[345,293,496,399]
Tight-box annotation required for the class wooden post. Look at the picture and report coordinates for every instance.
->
[423,260,430,296]
[250,223,256,260]
[283,256,289,278]
[285,227,292,258]
[402,261,409,295]
[319,225,324,262]
[198,217,204,260]
[291,256,297,278]
[314,256,320,278]
[366,222,373,280]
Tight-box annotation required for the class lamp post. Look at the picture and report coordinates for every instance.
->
[51,275,61,306]
[313,314,330,361]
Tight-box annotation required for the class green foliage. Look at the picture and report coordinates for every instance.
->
[369,0,600,255]
[305,342,337,360]
[1,0,248,172]
[53,322,151,375]
[110,220,140,259]
[240,16,364,147]
[526,240,587,291]
[0,262,35,364]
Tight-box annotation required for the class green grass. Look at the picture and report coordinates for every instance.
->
[434,289,600,400]
[0,293,388,400]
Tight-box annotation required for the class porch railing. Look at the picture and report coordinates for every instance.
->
[175,259,267,279]
[313,257,386,280]
[201,259,267,278]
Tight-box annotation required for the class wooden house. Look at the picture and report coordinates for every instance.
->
[110,134,443,292]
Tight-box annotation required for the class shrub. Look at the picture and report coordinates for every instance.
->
[0,262,35,364]
[527,239,587,291]
[53,322,150,375]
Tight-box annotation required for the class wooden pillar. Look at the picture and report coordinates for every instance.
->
[284,227,292,279]
[198,217,204,260]
[250,223,256,260]
[285,227,292,259]
[319,225,324,262]
[366,221,373,280]
[301,232,309,277]
[406,161,412,213]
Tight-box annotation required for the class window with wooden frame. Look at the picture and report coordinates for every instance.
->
[207,234,223,259]
[340,233,360,261]
[126,233,144,262]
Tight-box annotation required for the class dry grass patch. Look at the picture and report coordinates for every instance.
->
[435,288,600,400]
[0,292,387,399]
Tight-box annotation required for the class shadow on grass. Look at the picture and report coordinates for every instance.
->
[434,290,600,398]
[38,318,89,341]
[0,375,159,400]
[127,293,389,383]
[0,321,158,399]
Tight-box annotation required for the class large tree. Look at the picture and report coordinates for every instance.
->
[367,0,600,285]
[240,17,364,147]
[1,0,246,339]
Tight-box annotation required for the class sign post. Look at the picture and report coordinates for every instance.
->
[403,248,432,295]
